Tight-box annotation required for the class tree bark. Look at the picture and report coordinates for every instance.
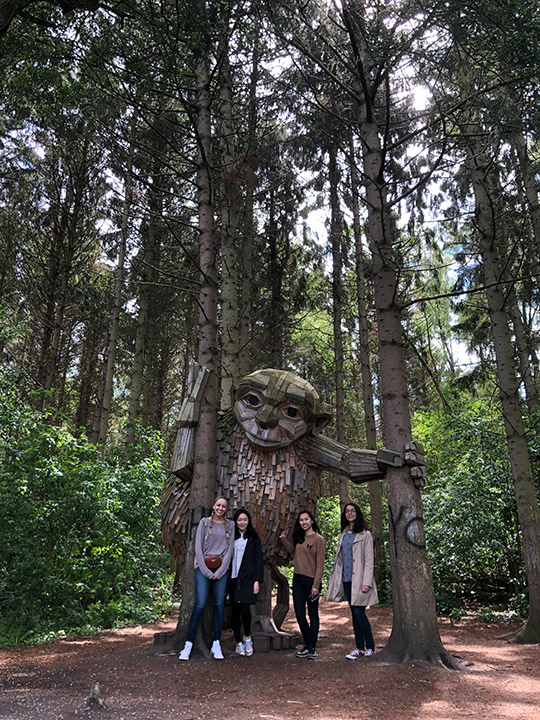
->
[512,125,540,260]
[125,253,150,445]
[328,143,350,507]
[339,0,459,666]
[361,118,456,666]
[218,47,241,409]
[237,30,260,380]
[173,46,220,651]
[266,191,285,367]
[349,134,385,583]
[466,134,540,643]
[125,128,164,444]
[95,115,135,446]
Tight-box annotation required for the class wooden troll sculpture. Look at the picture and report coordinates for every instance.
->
[161,367,425,637]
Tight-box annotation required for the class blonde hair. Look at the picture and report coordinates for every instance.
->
[209,496,230,537]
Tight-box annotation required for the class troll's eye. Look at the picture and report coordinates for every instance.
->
[281,404,303,420]
[242,392,262,408]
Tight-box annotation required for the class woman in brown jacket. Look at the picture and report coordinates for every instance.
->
[326,502,378,659]
[279,510,325,659]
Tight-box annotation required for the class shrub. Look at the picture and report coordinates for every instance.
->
[0,360,173,645]
[415,399,526,615]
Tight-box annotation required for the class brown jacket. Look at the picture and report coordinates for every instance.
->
[280,532,325,588]
[326,530,378,607]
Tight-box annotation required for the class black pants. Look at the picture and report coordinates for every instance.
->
[292,573,320,650]
[229,577,252,643]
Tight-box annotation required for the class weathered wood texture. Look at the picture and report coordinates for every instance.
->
[161,368,425,569]
[162,410,322,566]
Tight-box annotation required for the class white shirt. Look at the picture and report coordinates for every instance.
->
[231,535,248,579]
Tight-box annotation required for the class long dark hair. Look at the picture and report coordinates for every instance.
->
[292,509,320,545]
[233,507,258,540]
[340,502,368,533]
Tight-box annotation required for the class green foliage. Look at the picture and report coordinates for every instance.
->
[0,353,173,646]
[316,495,342,589]
[414,399,526,615]
[477,606,521,625]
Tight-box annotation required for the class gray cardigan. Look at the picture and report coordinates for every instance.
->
[194,516,235,580]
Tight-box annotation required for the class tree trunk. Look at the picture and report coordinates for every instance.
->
[40,271,69,400]
[125,261,149,445]
[75,323,100,431]
[506,289,538,411]
[360,113,459,667]
[219,48,241,408]
[140,139,164,430]
[173,47,220,652]
[95,115,135,446]
[466,136,540,643]
[267,191,284,367]
[37,151,85,407]
[237,30,260,380]
[329,143,350,507]
[334,0,459,665]
[349,134,385,584]
[126,131,163,444]
[512,126,540,259]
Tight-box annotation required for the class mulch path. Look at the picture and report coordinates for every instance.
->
[1,601,539,719]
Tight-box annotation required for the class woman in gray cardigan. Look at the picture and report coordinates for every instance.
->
[326,502,378,659]
[178,497,235,661]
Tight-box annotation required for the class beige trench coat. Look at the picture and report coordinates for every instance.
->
[326,530,378,607]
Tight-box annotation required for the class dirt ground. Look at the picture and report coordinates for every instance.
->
[1,601,539,720]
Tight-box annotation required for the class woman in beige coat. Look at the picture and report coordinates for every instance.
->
[326,502,378,659]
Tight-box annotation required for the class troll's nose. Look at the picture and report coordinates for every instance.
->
[256,406,279,429]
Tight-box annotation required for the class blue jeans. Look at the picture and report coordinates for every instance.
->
[186,568,229,642]
[342,581,374,651]
[292,573,320,650]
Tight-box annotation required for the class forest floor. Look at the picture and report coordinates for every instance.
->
[1,600,539,720]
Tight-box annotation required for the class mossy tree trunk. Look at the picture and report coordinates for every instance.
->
[173,43,220,652]
[349,134,385,584]
[329,142,350,507]
[339,0,461,667]
[465,132,540,644]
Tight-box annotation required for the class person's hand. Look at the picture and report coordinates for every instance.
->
[362,585,371,593]
[311,586,319,596]
[279,530,288,540]
[253,581,260,595]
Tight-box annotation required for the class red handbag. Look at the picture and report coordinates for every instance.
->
[204,555,222,570]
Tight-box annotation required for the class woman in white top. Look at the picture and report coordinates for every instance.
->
[229,508,264,656]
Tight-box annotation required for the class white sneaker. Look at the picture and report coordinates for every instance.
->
[346,648,364,660]
[243,636,253,656]
[211,640,224,660]
[178,640,193,661]
[364,648,375,657]
[235,642,246,656]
